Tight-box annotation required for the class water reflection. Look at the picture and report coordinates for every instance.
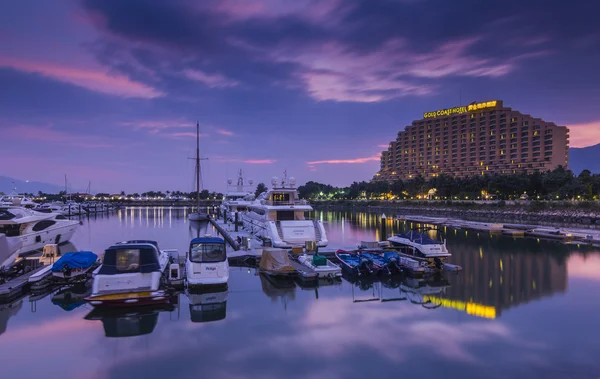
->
[51,284,91,312]
[187,287,228,323]
[0,297,22,336]
[85,304,175,338]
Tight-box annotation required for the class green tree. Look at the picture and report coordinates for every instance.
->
[255,183,268,198]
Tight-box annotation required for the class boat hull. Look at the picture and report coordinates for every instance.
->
[85,291,170,308]
[18,222,79,254]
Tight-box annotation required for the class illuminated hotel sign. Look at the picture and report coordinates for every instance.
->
[423,100,498,119]
[423,296,497,319]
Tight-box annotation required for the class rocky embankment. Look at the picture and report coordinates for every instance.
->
[314,201,600,228]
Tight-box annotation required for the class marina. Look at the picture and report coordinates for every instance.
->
[0,206,599,378]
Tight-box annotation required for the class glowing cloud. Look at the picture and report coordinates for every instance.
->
[308,154,381,164]
[244,159,276,164]
[0,57,163,98]
[216,128,235,136]
[184,69,239,88]
[566,121,600,148]
[4,125,111,148]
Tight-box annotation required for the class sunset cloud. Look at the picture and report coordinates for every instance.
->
[4,125,111,148]
[0,57,163,98]
[216,128,235,136]
[307,154,381,164]
[184,69,239,88]
[566,121,600,148]
[244,159,277,164]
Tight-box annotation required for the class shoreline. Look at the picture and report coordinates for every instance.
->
[313,201,600,230]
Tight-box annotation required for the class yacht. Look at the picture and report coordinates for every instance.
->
[32,202,65,214]
[0,233,23,270]
[188,121,209,222]
[220,169,255,219]
[387,228,451,270]
[0,207,79,255]
[242,172,328,248]
[186,235,229,287]
[86,240,171,307]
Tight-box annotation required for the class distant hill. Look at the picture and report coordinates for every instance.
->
[0,176,65,194]
[569,144,600,176]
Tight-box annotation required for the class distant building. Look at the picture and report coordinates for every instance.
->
[374,100,569,181]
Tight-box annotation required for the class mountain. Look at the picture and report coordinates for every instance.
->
[569,144,600,176]
[0,176,65,195]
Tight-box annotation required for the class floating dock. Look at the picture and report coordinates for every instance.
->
[0,265,48,303]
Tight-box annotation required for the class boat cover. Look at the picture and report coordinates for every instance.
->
[52,251,98,272]
[99,244,161,274]
[259,248,296,274]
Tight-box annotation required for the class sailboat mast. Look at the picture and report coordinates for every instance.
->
[196,121,200,207]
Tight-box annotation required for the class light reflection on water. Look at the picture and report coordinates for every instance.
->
[0,207,599,379]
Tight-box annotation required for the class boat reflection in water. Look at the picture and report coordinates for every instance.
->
[259,273,296,309]
[51,284,92,312]
[0,296,23,337]
[187,285,228,323]
[84,302,176,338]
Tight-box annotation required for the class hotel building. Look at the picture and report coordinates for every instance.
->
[374,100,569,181]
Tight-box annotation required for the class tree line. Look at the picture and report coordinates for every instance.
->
[298,167,600,201]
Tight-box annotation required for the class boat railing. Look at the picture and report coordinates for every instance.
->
[260,199,309,206]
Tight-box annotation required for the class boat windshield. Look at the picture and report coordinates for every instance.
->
[190,243,226,263]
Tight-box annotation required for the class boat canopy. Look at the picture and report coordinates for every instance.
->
[98,243,161,275]
[396,231,441,245]
[52,251,98,272]
[259,248,296,274]
[189,237,226,263]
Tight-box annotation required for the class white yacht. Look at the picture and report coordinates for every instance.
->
[0,233,23,270]
[32,202,65,214]
[387,228,451,270]
[186,236,229,287]
[242,172,328,248]
[188,122,209,222]
[0,207,79,255]
[220,169,255,219]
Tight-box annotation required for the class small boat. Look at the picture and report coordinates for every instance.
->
[380,250,428,276]
[297,253,341,279]
[387,228,451,271]
[186,236,229,288]
[86,240,171,307]
[259,248,297,277]
[51,251,98,282]
[358,251,392,275]
[335,250,374,276]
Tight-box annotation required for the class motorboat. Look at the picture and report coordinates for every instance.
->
[220,169,255,220]
[187,286,228,323]
[387,228,451,270]
[188,122,209,222]
[242,171,328,248]
[86,240,171,307]
[186,236,229,287]
[334,250,374,276]
[51,251,98,282]
[259,248,297,277]
[0,207,79,255]
[297,253,341,279]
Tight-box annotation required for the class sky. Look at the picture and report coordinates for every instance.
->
[1,0,600,194]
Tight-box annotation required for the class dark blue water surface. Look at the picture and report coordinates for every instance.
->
[1,207,599,379]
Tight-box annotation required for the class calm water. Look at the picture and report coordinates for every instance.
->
[1,207,600,379]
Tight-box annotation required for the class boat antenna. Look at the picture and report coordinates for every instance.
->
[196,121,200,208]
